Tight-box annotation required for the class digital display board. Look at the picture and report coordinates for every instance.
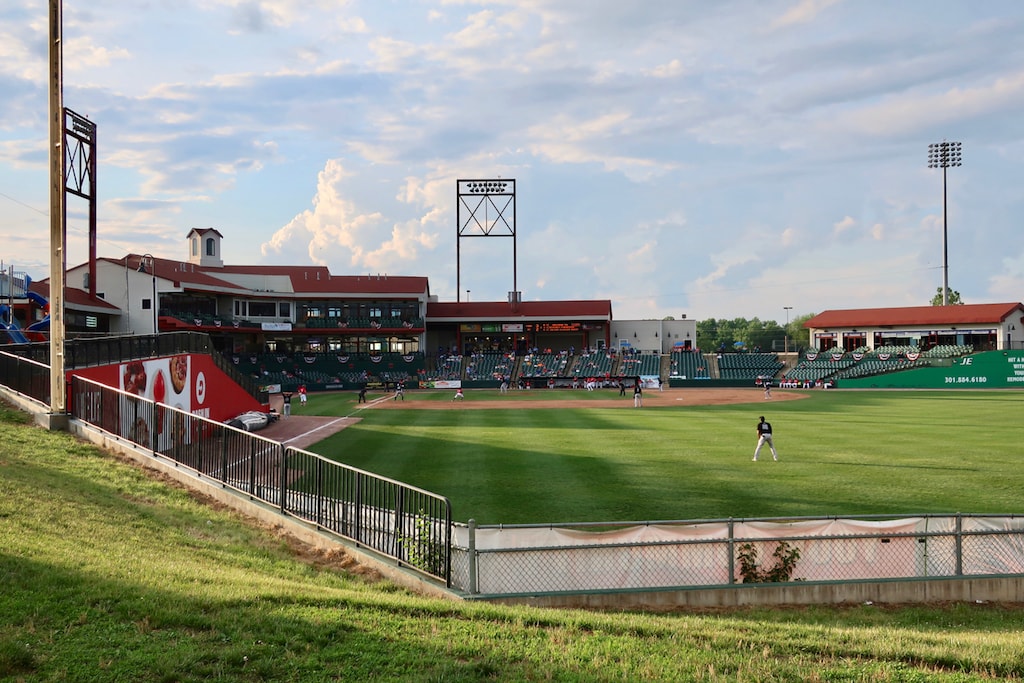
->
[527,322,583,332]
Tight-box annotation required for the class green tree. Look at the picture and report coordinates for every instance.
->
[786,313,815,351]
[931,287,963,305]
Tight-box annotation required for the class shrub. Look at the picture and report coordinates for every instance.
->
[736,541,801,583]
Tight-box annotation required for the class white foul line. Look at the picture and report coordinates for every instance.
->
[281,417,353,445]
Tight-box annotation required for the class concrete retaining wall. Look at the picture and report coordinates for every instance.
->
[478,575,1024,611]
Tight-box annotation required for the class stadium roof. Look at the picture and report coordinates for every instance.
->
[29,280,121,313]
[427,300,613,322]
[85,255,431,298]
[805,303,1024,329]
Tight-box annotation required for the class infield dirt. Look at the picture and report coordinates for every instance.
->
[261,387,809,448]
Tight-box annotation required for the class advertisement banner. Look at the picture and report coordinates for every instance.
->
[72,353,265,425]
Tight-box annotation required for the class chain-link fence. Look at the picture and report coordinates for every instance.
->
[451,516,1024,595]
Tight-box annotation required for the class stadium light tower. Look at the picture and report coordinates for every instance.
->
[783,306,793,353]
[927,141,962,306]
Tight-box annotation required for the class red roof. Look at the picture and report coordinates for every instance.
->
[107,256,429,297]
[805,303,1024,329]
[427,300,613,320]
[29,281,121,311]
[186,227,224,239]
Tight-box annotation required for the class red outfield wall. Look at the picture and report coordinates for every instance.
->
[69,353,265,423]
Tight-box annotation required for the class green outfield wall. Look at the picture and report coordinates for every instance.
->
[841,351,1024,389]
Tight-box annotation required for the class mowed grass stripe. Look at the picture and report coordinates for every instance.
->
[311,389,1024,524]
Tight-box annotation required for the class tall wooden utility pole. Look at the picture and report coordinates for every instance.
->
[49,0,66,414]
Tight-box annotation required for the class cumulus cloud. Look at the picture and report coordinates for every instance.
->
[2,0,1023,321]
[261,159,439,271]
[769,0,841,31]
[833,215,857,235]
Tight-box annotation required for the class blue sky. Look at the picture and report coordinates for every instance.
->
[2,0,1024,322]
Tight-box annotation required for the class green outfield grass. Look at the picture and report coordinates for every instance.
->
[303,388,1024,525]
[5,398,1024,681]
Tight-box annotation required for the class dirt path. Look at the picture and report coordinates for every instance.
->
[257,388,809,448]
[373,386,810,409]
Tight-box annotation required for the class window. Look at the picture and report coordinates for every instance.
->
[369,306,382,319]
[142,299,152,310]
[247,301,277,317]
[191,238,198,256]
[279,302,291,318]
[205,237,216,256]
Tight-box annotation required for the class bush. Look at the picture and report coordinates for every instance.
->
[737,541,801,583]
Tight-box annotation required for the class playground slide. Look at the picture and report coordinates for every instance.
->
[25,291,49,332]
[0,305,29,344]
[26,291,47,309]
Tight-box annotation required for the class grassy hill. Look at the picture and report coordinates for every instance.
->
[3,399,1024,681]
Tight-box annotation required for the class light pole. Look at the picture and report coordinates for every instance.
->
[783,306,793,353]
[928,141,962,306]
[137,254,157,334]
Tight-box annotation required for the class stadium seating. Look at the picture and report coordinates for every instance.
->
[518,353,571,378]
[717,353,784,381]
[669,351,708,378]
[922,344,973,358]
[424,354,463,381]
[570,351,615,378]
[466,353,514,381]
[619,353,661,377]
[230,351,424,389]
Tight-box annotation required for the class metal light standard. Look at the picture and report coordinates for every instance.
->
[783,306,793,353]
[928,141,962,306]
[137,254,157,334]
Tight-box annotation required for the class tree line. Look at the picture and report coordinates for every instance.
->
[691,314,814,354]
[689,287,961,354]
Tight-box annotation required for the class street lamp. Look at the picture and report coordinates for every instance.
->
[928,141,963,306]
[137,254,157,335]
[783,306,793,353]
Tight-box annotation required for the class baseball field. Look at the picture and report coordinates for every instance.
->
[281,386,1024,525]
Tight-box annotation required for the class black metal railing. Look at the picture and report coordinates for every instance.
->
[0,351,51,405]
[68,375,451,585]
[283,447,452,581]
[2,332,266,405]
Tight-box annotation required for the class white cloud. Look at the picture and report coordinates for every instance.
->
[833,215,856,235]
[769,0,842,31]
[261,159,439,272]
[2,0,1024,323]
